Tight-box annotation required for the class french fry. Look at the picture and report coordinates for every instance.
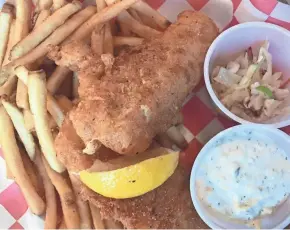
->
[14,0,33,110]
[77,198,93,229]
[70,174,93,229]
[14,65,29,111]
[117,11,161,39]
[104,219,123,229]
[23,109,35,132]
[28,70,65,173]
[10,1,82,60]
[14,65,30,84]
[56,95,73,114]
[94,0,106,51]
[136,11,160,30]
[23,110,56,133]
[10,92,16,102]
[128,8,142,23]
[31,0,39,8]
[33,10,51,29]
[95,0,114,54]
[32,10,51,67]
[118,21,132,36]
[14,0,32,43]
[0,106,45,215]
[155,133,179,151]
[47,93,65,127]
[0,5,13,66]
[129,0,170,30]
[0,75,17,96]
[1,2,14,12]
[20,147,44,198]
[2,98,36,160]
[15,74,28,112]
[14,65,66,127]
[106,0,170,30]
[59,218,67,229]
[72,72,79,99]
[110,20,118,36]
[6,164,13,179]
[53,0,67,11]
[91,26,105,55]
[13,0,31,110]
[47,66,72,94]
[48,113,58,130]
[113,36,144,47]
[166,126,188,150]
[89,203,105,229]
[42,157,81,229]
[7,6,97,68]
[96,0,106,11]
[55,72,73,98]
[56,196,64,228]
[3,19,15,66]
[16,80,29,109]
[15,62,30,111]
[103,23,114,54]
[0,66,12,87]
[36,0,53,11]
[34,150,58,229]
[64,0,138,44]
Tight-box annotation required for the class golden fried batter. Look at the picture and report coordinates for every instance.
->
[71,165,208,229]
[56,122,207,229]
[53,11,217,228]
[55,117,96,171]
[49,11,218,155]
[55,118,208,228]
[55,117,120,172]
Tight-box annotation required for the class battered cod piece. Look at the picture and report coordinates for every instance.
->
[77,166,207,229]
[54,117,97,171]
[55,117,120,172]
[56,120,208,228]
[49,11,218,155]
[56,133,207,228]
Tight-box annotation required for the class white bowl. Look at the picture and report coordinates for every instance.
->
[204,22,290,128]
[190,124,290,229]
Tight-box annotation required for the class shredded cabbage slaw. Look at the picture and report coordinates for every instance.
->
[211,41,290,123]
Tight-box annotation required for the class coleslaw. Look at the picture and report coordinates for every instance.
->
[211,41,290,123]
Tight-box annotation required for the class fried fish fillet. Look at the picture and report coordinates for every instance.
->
[74,166,208,229]
[56,119,208,228]
[55,117,120,172]
[53,10,217,228]
[49,11,218,155]
[55,117,208,228]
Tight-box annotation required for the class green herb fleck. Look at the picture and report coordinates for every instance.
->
[256,86,274,99]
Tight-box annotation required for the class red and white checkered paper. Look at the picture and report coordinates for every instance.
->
[1,0,290,228]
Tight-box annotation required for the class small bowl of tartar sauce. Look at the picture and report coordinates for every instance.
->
[190,125,290,229]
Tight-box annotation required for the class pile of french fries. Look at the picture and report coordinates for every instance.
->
[0,0,188,228]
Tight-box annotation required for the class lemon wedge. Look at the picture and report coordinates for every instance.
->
[79,148,179,199]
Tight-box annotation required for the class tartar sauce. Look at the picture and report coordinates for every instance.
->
[196,129,290,223]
